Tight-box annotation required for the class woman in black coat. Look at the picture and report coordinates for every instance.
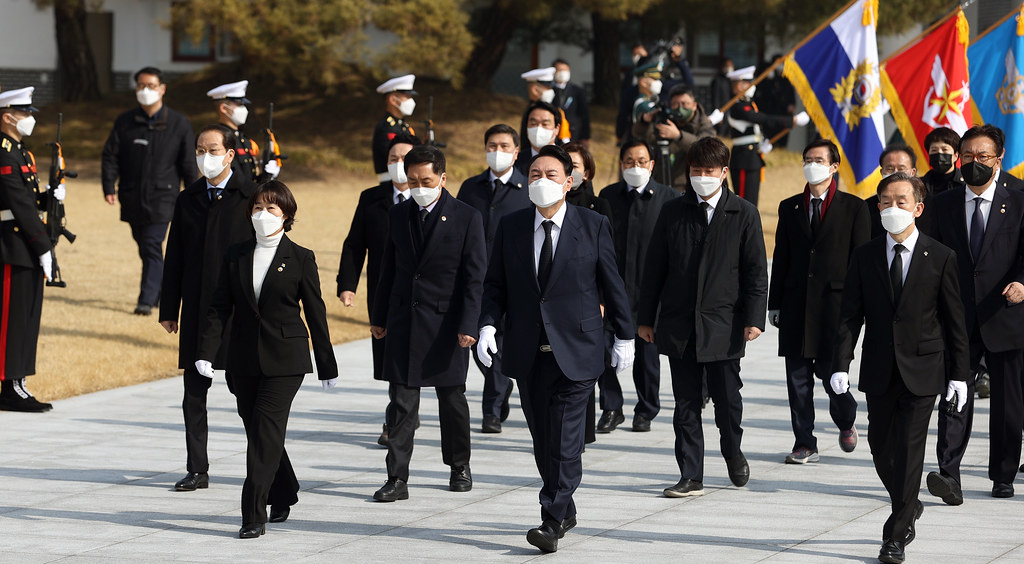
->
[197,180,338,538]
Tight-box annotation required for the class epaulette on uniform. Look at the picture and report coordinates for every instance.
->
[1,138,11,152]
[386,116,396,126]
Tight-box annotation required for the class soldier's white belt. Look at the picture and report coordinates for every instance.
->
[732,134,763,145]
[378,172,391,182]
[0,209,14,221]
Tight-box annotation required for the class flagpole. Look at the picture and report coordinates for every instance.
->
[970,1,1024,45]
[880,8,958,63]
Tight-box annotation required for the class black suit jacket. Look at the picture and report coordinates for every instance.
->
[480,204,633,381]
[555,82,591,140]
[200,235,338,380]
[371,189,486,388]
[638,188,768,361]
[833,233,969,396]
[160,170,256,369]
[456,168,531,259]
[924,185,1024,352]
[769,188,870,361]
[998,168,1024,192]
[337,181,396,309]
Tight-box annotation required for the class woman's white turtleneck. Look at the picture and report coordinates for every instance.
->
[253,230,284,300]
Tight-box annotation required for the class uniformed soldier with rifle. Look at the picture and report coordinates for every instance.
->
[372,75,417,183]
[208,80,282,184]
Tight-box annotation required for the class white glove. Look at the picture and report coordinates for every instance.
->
[610,337,635,373]
[830,372,850,394]
[946,380,968,412]
[46,183,66,201]
[794,111,810,127]
[477,325,498,368]
[38,251,52,281]
[759,140,773,154]
[194,360,215,379]
[768,309,780,328]
[322,377,338,391]
[708,108,724,126]
[264,159,281,179]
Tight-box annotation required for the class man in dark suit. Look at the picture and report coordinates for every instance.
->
[551,59,590,146]
[598,139,679,432]
[768,140,868,464]
[923,124,1024,503]
[338,133,420,446]
[638,137,768,498]
[159,125,255,491]
[457,124,531,434]
[478,145,634,553]
[370,145,486,502]
[831,172,969,563]
[514,101,561,176]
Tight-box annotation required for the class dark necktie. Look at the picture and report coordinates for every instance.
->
[970,196,985,261]
[419,208,429,224]
[700,201,711,228]
[208,187,222,201]
[538,220,554,288]
[493,179,502,192]
[811,198,822,237]
[890,243,905,304]
[397,193,406,204]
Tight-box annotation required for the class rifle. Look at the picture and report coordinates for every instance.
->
[422,96,446,148]
[44,112,77,288]
[262,102,287,170]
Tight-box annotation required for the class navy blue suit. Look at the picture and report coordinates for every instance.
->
[457,168,531,421]
[481,203,632,523]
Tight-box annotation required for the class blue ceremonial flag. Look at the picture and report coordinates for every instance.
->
[784,0,885,197]
[968,5,1024,178]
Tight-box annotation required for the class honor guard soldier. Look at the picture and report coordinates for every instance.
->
[208,80,280,184]
[372,75,417,183]
[0,87,55,412]
[520,68,571,146]
[726,65,808,206]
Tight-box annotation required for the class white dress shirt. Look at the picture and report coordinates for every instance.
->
[206,169,233,196]
[533,202,568,272]
[393,186,408,204]
[700,187,725,224]
[964,173,997,235]
[886,226,919,284]
[489,167,514,186]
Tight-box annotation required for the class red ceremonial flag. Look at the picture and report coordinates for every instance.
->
[880,9,972,168]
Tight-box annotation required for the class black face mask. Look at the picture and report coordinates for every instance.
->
[929,153,953,173]
[961,160,994,187]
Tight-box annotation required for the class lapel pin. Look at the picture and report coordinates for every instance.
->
[923,251,929,256]
[441,215,447,222]
[794,204,799,209]
[278,262,286,272]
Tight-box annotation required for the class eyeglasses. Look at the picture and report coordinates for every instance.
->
[881,165,913,174]
[623,159,650,168]
[803,158,829,165]
[961,152,997,165]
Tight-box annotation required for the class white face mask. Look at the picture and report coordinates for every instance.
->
[745,85,757,98]
[690,173,724,197]
[410,175,443,207]
[14,115,35,137]
[136,87,161,106]
[486,150,515,173]
[398,98,416,116]
[529,177,567,208]
[649,79,663,96]
[388,161,407,185]
[527,126,555,148]
[251,209,284,237]
[570,170,584,189]
[554,70,571,84]
[540,88,556,104]
[622,166,651,188]
[879,206,915,235]
[803,162,833,185]
[196,152,229,179]
[229,104,248,126]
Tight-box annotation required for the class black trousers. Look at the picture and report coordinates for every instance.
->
[473,330,514,419]
[975,348,1024,483]
[595,329,625,412]
[182,367,212,473]
[386,383,471,482]
[0,263,42,380]
[866,370,935,543]
[784,356,858,452]
[517,351,595,523]
[730,167,761,207]
[129,221,168,307]
[229,371,303,525]
[668,342,744,482]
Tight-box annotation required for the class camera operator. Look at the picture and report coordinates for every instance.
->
[631,85,714,190]
[660,37,695,93]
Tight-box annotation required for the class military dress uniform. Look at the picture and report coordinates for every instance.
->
[207,81,277,185]
[726,66,791,207]
[372,75,417,183]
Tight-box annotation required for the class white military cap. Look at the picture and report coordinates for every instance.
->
[0,87,38,111]
[206,80,250,103]
[520,67,556,83]
[726,66,756,81]
[376,74,417,95]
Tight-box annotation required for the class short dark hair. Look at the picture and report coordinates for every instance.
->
[619,138,653,162]
[802,139,840,165]
[877,171,926,203]
[879,144,917,168]
[404,145,446,175]
[924,127,961,154]
[687,137,730,169]
[484,124,519,148]
[667,85,694,100]
[563,141,595,181]
[551,58,570,68]
[960,124,1005,156]
[388,132,421,152]
[526,101,562,129]
[134,66,163,84]
[197,124,236,151]
[250,180,298,231]
[531,144,573,176]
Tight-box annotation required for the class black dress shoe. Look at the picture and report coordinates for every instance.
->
[481,415,501,434]
[663,478,704,497]
[174,472,209,491]
[632,413,651,432]
[500,385,513,422]
[596,409,625,433]
[0,394,52,413]
[238,523,265,539]
[450,465,472,492]
[560,516,577,536]
[268,505,290,523]
[373,478,409,502]
[526,520,561,553]
[926,472,963,505]
[905,500,923,545]
[992,482,1015,498]
[726,452,750,487]
[878,539,905,563]
[377,424,389,447]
